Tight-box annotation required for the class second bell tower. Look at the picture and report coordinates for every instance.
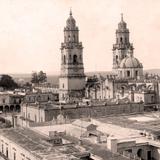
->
[112,14,134,73]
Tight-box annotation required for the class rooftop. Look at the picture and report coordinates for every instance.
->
[96,112,160,134]
[0,127,89,160]
[32,124,130,160]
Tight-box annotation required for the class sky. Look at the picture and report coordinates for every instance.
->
[0,0,160,74]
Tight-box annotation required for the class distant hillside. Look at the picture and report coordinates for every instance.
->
[9,69,160,85]
[144,69,160,75]
[11,74,59,85]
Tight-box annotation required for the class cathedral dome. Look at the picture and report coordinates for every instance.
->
[120,56,143,68]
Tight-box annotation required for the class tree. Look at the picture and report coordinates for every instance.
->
[31,72,38,84]
[38,71,47,83]
[0,75,18,90]
[31,71,47,84]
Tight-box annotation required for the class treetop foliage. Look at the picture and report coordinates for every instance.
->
[31,71,47,84]
[0,74,18,90]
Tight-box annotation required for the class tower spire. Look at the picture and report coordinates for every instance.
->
[121,13,123,22]
[70,8,72,16]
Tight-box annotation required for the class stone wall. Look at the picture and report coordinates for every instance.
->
[45,103,144,121]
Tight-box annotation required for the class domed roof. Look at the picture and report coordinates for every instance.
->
[120,56,143,68]
[66,10,76,29]
[117,14,128,31]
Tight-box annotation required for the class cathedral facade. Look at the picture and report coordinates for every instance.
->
[59,11,86,102]
[112,14,143,80]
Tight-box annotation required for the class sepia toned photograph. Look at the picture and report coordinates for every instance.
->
[0,0,160,159]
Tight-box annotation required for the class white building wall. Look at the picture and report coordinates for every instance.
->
[22,104,45,123]
[0,135,38,160]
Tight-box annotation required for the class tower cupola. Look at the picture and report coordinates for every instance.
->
[66,10,77,30]
[63,10,79,44]
[118,14,128,31]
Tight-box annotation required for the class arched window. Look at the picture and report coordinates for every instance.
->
[68,35,71,42]
[6,147,8,158]
[135,70,138,77]
[116,55,118,64]
[137,149,143,158]
[120,37,123,43]
[127,70,130,77]
[121,86,125,97]
[63,55,66,64]
[73,55,78,64]
[69,54,72,62]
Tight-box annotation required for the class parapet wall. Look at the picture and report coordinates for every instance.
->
[45,103,144,121]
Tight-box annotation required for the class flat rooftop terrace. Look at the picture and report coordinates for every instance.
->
[96,112,160,134]
[0,128,88,160]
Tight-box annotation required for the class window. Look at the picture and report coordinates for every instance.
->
[116,55,118,64]
[120,37,123,43]
[127,70,130,77]
[135,70,138,77]
[62,94,64,99]
[63,55,66,64]
[126,149,132,153]
[69,54,72,61]
[121,87,125,97]
[37,95,41,101]
[1,144,3,153]
[73,55,78,64]
[62,83,64,88]
[6,147,8,158]
[151,96,154,103]
[2,99,5,104]
[14,152,16,160]
[120,71,122,77]
[68,35,71,42]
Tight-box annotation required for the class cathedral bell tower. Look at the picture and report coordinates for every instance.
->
[112,14,134,73]
[59,10,86,103]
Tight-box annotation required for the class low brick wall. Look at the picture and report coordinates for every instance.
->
[45,103,144,121]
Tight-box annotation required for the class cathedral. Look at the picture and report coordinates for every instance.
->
[59,10,86,102]
[59,12,159,107]
[113,14,143,80]
[85,14,159,106]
